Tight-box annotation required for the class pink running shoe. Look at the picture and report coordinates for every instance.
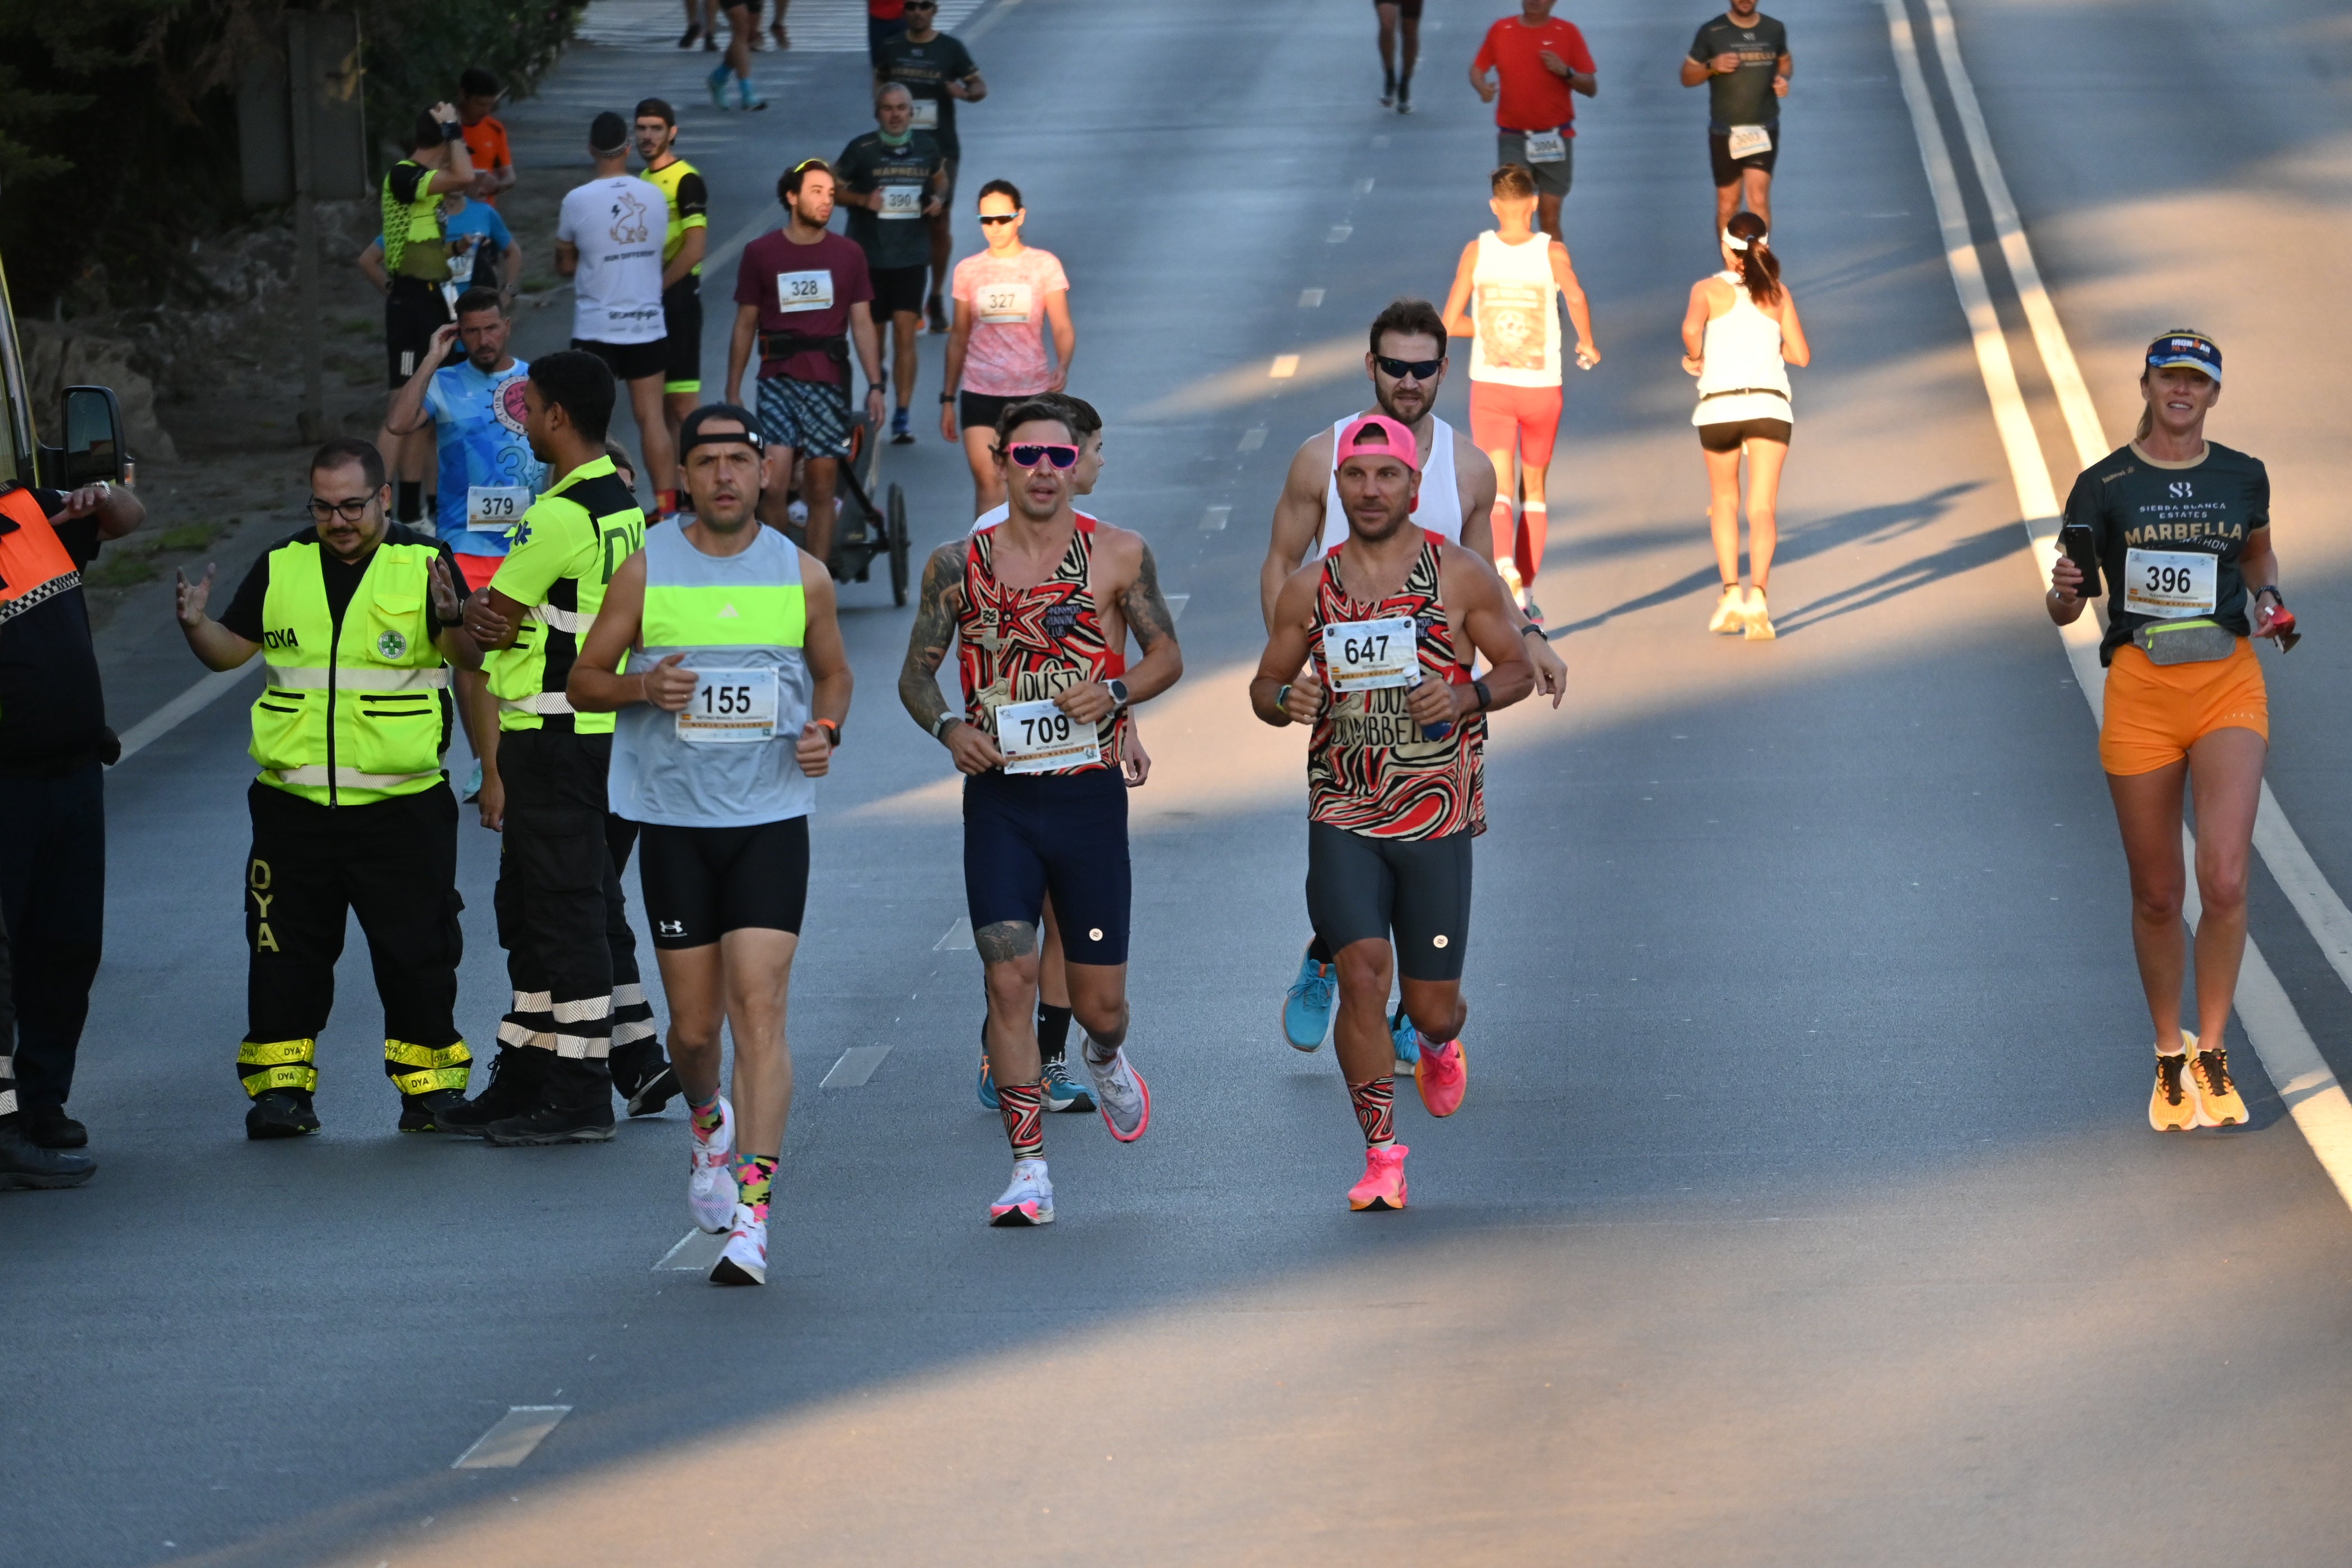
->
[1348,1143,1410,1211]
[1415,1037,1467,1118]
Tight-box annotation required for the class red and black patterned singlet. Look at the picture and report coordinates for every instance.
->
[958,515,1128,774]
[1307,532,1482,839]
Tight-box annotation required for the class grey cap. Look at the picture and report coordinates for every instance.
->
[589,111,630,154]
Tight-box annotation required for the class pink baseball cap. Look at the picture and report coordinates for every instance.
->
[1334,413,1420,474]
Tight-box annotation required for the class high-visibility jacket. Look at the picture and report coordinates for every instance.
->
[485,455,645,735]
[381,158,447,282]
[0,482,79,621]
[250,534,451,807]
[642,156,707,275]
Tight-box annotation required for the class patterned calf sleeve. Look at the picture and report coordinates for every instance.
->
[998,1081,1045,1159]
[733,1155,777,1220]
[1350,1076,1396,1148]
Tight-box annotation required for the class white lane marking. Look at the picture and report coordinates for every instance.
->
[1326,226,1353,244]
[1200,507,1231,533]
[936,917,975,950]
[822,1044,892,1087]
[960,0,1027,42]
[1298,288,1325,308]
[1239,426,1267,452]
[114,663,258,765]
[1891,0,2352,1211]
[452,1407,570,1469]
[1269,354,1300,379]
[1165,593,1190,622]
[1354,177,1375,194]
[656,1230,725,1271]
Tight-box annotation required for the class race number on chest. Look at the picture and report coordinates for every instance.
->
[995,696,1100,774]
[880,184,925,219]
[2123,548,2218,620]
[466,486,531,533]
[775,270,834,313]
[1321,616,1422,693]
[676,669,778,744]
[976,283,1034,325]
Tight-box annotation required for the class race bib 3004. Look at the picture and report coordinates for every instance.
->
[1726,123,1774,160]
[676,668,779,744]
[466,486,532,532]
[1522,128,1568,163]
[775,269,834,313]
[1321,616,1422,694]
[995,697,1101,774]
[2123,548,2218,620]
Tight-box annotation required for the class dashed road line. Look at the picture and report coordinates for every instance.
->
[936,917,975,950]
[1239,426,1267,452]
[1298,287,1325,308]
[114,663,257,765]
[1200,507,1231,532]
[1269,354,1300,378]
[822,1045,892,1087]
[656,1231,724,1271]
[453,1407,570,1469]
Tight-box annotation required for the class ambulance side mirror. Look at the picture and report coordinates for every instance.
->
[61,385,128,487]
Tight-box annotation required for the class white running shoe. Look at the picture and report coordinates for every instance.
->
[1081,1045,1151,1142]
[1707,585,1745,635]
[710,1203,767,1285]
[989,1157,1054,1226]
[689,1097,737,1234]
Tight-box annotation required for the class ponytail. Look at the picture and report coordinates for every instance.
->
[2133,371,2154,440]
[1724,212,1781,308]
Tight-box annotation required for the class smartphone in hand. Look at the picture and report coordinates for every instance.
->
[2057,522,2101,599]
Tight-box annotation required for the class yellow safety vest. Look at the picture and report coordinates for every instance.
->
[642,156,707,275]
[382,158,447,282]
[486,455,645,735]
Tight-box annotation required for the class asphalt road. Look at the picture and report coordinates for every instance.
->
[11,0,2352,1563]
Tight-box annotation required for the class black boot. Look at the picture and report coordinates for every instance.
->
[245,1089,320,1140]
[0,1121,95,1188]
[483,1058,616,1146]
[21,1106,88,1148]
[611,1037,679,1119]
[398,1088,470,1133]
[435,1046,545,1138]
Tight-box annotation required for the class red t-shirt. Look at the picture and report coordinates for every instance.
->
[869,1,906,18]
[461,116,511,204]
[735,229,875,386]
[1472,17,1597,133]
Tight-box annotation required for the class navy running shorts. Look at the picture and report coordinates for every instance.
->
[1305,821,1472,983]
[962,767,1130,966]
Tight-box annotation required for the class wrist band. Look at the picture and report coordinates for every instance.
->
[930,711,960,741]
[1473,678,1493,713]
[1275,683,1293,716]
[815,718,841,747]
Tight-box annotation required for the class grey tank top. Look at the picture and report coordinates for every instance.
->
[608,520,817,828]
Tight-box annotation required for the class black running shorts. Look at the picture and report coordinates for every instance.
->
[1698,416,1791,452]
[385,280,453,390]
[870,263,929,319]
[1305,821,1472,983]
[661,279,702,395]
[1709,126,1781,186]
[956,390,1015,435]
[636,817,810,948]
[963,767,1130,966]
[573,336,670,385]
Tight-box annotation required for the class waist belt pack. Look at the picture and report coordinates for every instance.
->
[760,330,849,368]
[2133,617,2237,666]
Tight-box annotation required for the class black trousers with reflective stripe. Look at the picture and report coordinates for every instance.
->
[243,780,465,1089]
[0,763,105,1113]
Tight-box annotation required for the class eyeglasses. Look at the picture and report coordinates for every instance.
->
[1005,443,1080,470]
[1374,354,1444,381]
[306,496,376,523]
[977,213,1018,225]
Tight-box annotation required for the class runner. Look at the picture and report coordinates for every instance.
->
[1681,0,1791,233]
[678,0,715,50]
[1681,211,1806,639]
[836,85,948,447]
[896,398,1184,1224]
[868,0,907,68]
[941,180,1073,518]
[632,100,712,455]
[1468,0,1597,241]
[378,289,546,799]
[1263,300,1565,1059]
[456,68,516,206]
[725,158,888,567]
[1375,0,1422,112]
[1250,415,1534,1209]
[568,404,852,1285]
[2047,331,2293,1134]
[378,105,478,531]
[875,0,986,331]
[706,0,767,111]
[1440,164,1600,624]
[555,112,680,518]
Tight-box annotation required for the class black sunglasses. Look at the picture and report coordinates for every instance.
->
[1005,443,1080,470]
[1374,354,1444,381]
[977,213,1018,225]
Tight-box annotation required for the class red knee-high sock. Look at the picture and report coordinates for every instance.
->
[1517,503,1549,581]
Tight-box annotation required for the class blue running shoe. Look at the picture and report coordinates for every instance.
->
[707,65,732,108]
[976,1045,999,1111]
[1389,1005,1421,1072]
[1282,949,1335,1052]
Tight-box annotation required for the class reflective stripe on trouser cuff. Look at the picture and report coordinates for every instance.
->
[511,990,553,1013]
[264,663,451,692]
[0,1089,15,1117]
[385,1039,474,1096]
[551,995,611,1024]
[263,765,442,791]
[612,983,647,1008]
[552,1033,610,1059]
[498,1021,555,1050]
[239,1038,319,1098]
[611,1019,658,1047]
[498,691,576,716]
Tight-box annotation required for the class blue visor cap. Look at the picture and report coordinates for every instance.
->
[2146,331,2221,384]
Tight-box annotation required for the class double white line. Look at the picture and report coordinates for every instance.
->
[1884,0,2352,1210]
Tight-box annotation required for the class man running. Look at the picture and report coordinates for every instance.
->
[1375,0,1422,113]
[568,405,852,1286]
[897,399,1184,1225]
[875,0,985,331]
[632,100,711,458]
[1262,300,1565,1058]
[556,112,680,518]
[727,158,888,568]
[378,104,478,531]
[451,350,676,1143]
[835,84,947,447]
[1250,415,1535,1210]
[1469,0,1597,243]
[1681,0,1790,232]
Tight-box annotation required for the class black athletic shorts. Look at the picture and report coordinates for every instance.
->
[1375,0,1426,17]
[636,817,810,948]
[386,280,453,390]
[963,767,1130,966]
[870,263,928,319]
[1305,821,1472,983]
[1698,416,1792,452]
[574,336,670,385]
[1709,125,1781,186]
[661,279,702,395]
[956,390,1019,434]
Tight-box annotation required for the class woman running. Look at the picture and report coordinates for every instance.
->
[1440,163,1599,626]
[1682,210,1806,640]
[941,180,1076,517]
[2047,329,2293,1132]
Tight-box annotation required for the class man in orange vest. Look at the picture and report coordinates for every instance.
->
[0,472,145,1180]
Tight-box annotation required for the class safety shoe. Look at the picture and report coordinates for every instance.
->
[20,1106,87,1149]
[1041,1056,1094,1113]
[1415,1037,1468,1119]
[988,1157,1054,1226]
[246,1089,320,1141]
[1348,1143,1410,1211]
[435,1046,543,1138]
[1390,1005,1421,1073]
[482,1067,617,1146]
[2190,1043,2248,1128]
[0,1122,96,1188]
[1283,949,1336,1051]
[2150,1048,2195,1133]
[710,1204,768,1285]
[612,1045,679,1119]
[689,1098,738,1234]
[397,1088,468,1133]
[1080,1046,1151,1142]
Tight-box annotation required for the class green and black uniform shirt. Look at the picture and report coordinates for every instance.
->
[875,33,978,159]
[642,157,710,279]
[2062,439,2271,666]
[484,455,646,733]
[1689,12,1788,132]
[381,159,448,287]
[834,130,945,273]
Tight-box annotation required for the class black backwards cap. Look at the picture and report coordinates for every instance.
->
[678,404,766,460]
[589,111,630,154]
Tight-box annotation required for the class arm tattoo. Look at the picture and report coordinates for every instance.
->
[898,541,966,732]
[974,920,1037,965]
[1120,542,1179,653]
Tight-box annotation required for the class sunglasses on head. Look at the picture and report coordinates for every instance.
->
[1374,354,1444,381]
[977,212,1017,225]
[1005,442,1080,470]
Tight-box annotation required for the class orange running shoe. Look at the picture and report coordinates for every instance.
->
[1415,1037,1467,1118]
[2150,1044,2194,1133]
[2190,1041,2247,1128]
[1348,1143,1409,1211]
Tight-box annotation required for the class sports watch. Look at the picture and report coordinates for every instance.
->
[1104,678,1130,710]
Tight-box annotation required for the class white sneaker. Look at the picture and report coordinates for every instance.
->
[988,1157,1054,1226]
[1080,1045,1151,1142]
[710,1202,767,1285]
[1743,586,1776,641]
[688,1097,737,1234]
[1707,585,1745,635]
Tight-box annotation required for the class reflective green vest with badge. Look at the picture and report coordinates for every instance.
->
[381,158,448,282]
[251,537,451,807]
[485,455,646,735]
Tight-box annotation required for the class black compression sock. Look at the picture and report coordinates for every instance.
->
[1307,934,1334,966]
[396,481,421,523]
[423,495,437,529]
[1036,1003,1073,1064]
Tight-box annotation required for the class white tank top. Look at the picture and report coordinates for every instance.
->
[1692,271,1793,426]
[1467,230,1561,388]
[1320,415,1462,551]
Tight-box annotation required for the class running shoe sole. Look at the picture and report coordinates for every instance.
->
[988,1200,1054,1227]
[710,1251,765,1285]
[482,1121,616,1146]
[1093,1057,1151,1143]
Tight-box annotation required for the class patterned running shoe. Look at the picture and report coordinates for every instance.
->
[1041,1057,1094,1113]
[1081,1046,1151,1142]
[1390,1005,1422,1072]
[710,1203,767,1285]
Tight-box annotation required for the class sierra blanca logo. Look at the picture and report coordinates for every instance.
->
[377,629,408,660]
[607,188,653,245]
[2168,481,2194,498]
